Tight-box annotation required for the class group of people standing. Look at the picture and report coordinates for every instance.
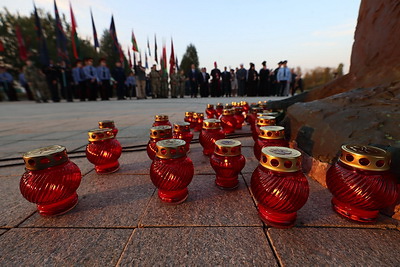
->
[186,60,303,98]
[0,59,304,103]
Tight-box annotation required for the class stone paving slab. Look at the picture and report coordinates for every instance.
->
[30,130,87,141]
[0,229,7,235]
[0,174,37,227]
[139,174,261,227]
[267,227,400,266]
[118,227,278,266]
[0,228,132,266]
[20,173,154,228]
[0,139,87,155]
[118,150,151,175]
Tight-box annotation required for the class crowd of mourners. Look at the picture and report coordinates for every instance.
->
[0,59,303,103]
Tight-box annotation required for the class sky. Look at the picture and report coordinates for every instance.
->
[3,0,361,74]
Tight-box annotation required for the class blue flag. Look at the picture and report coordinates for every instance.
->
[54,0,68,60]
[34,4,49,66]
[91,9,99,49]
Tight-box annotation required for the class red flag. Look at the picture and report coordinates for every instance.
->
[70,3,79,59]
[131,30,139,52]
[15,26,28,61]
[0,39,4,52]
[128,46,132,68]
[162,45,167,74]
[169,38,175,74]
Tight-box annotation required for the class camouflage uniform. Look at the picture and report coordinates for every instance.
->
[149,69,161,98]
[24,64,50,102]
[170,72,180,98]
[178,71,186,98]
[160,71,169,98]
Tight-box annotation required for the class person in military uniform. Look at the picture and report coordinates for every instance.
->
[160,70,169,98]
[83,57,99,101]
[169,67,179,98]
[24,60,50,103]
[149,64,161,98]
[96,58,111,100]
[178,70,186,98]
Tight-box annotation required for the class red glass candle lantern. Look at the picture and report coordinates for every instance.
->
[147,125,172,160]
[215,103,224,118]
[199,119,226,156]
[220,109,237,134]
[241,101,250,114]
[205,104,216,119]
[210,139,246,189]
[150,139,194,204]
[326,144,399,223]
[251,147,309,228]
[247,107,262,132]
[86,128,122,174]
[98,120,118,137]
[20,145,82,216]
[184,111,196,128]
[193,112,204,132]
[254,126,289,160]
[173,122,193,152]
[233,106,245,129]
[152,114,172,127]
[252,116,276,141]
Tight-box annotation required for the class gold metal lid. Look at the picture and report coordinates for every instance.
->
[222,109,234,116]
[234,106,243,113]
[260,147,301,172]
[214,139,242,156]
[88,128,115,142]
[185,111,194,117]
[207,104,214,108]
[259,126,285,140]
[193,112,204,119]
[173,121,191,132]
[98,120,115,129]
[256,116,276,126]
[203,119,222,129]
[155,114,169,122]
[231,101,238,107]
[240,101,248,106]
[339,144,390,171]
[216,103,224,107]
[150,125,173,139]
[23,145,69,171]
[262,111,279,117]
[156,139,187,159]
[225,103,233,109]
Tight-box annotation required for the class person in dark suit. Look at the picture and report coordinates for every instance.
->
[259,61,270,96]
[198,67,210,97]
[236,64,247,96]
[210,62,221,97]
[187,64,199,98]
[111,61,126,100]
[221,66,231,97]
[58,60,74,102]
[247,63,258,96]
[43,60,60,102]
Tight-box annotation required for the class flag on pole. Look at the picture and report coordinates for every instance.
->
[128,46,132,68]
[109,15,119,52]
[145,51,148,69]
[34,4,50,66]
[15,26,28,61]
[118,44,124,67]
[147,37,151,56]
[90,9,99,49]
[139,50,142,63]
[70,2,79,59]
[154,34,158,63]
[0,39,4,52]
[176,56,179,71]
[133,50,137,67]
[131,30,139,52]
[162,45,167,74]
[54,0,68,60]
[169,38,175,74]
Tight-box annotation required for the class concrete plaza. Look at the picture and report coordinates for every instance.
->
[0,96,399,266]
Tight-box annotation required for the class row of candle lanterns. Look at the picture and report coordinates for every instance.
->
[18,101,399,229]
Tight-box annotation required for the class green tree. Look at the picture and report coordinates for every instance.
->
[180,43,199,74]
[0,7,99,72]
[336,63,344,77]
